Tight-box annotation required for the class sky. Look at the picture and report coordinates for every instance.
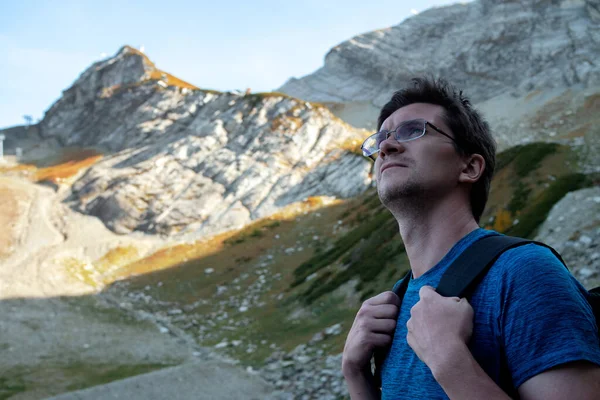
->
[0,0,464,129]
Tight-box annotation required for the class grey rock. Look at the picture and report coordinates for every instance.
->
[535,187,600,289]
[278,0,600,155]
[29,47,371,238]
[324,323,342,336]
[579,267,596,278]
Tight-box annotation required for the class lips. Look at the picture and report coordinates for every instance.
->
[380,163,408,174]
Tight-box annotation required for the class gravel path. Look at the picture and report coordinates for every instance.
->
[45,361,273,400]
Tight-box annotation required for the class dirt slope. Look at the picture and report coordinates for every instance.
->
[0,176,274,399]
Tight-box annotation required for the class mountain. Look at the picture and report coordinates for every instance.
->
[3,46,371,238]
[278,0,600,153]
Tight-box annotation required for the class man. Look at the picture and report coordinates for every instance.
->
[341,77,600,399]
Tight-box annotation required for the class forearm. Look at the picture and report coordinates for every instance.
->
[432,343,512,400]
[343,366,381,400]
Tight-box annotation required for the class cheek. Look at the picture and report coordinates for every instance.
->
[431,153,463,179]
[374,160,382,180]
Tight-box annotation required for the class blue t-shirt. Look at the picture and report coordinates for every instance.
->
[380,228,600,399]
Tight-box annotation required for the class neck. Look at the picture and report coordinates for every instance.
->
[391,194,480,279]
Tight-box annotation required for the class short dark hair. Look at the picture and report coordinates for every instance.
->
[378,77,496,222]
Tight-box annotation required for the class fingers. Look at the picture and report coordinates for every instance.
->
[418,286,466,303]
[365,291,401,307]
[368,318,397,334]
[370,332,394,348]
[357,303,399,320]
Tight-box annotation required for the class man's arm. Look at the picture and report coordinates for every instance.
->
[342,365,381,400]
[430,341,511,400]
[518,361,600,400]
[431,343,600,400]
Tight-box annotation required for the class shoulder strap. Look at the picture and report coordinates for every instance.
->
[392,270,411,296]
[436,234,566,298]
[587,287,600,328]
[436,235,529,298]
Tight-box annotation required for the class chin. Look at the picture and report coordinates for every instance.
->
[377,180,425,206]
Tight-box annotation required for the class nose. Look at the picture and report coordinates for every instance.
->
[378,135,405,159]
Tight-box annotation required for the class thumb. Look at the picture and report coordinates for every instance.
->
[418,285,438,298]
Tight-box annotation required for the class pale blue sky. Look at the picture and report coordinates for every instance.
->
[0,0,464,129]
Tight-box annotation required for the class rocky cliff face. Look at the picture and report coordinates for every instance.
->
[278,0,600,143]
[31,46,371,237]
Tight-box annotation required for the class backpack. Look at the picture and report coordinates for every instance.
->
[373,234,600,396]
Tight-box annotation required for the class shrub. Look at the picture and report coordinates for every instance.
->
[291,211,393,287]
[495,142,559,176]
[505,173,590,238]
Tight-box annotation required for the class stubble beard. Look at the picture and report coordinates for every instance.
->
[377,175,427,217]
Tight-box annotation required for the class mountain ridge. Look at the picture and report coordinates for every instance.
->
[2,46,372,239]
[278,0,600,138]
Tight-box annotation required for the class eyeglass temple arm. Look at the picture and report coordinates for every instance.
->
[427,122,460,145]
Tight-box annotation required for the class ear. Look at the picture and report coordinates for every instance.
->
[458,154,485,184]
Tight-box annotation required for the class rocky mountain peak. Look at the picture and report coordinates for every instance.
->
[10,47,372,238]
[45,45,197,114]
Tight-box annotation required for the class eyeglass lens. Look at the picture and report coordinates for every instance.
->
[361,119,425,155]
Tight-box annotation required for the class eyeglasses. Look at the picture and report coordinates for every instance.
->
[361,118,460,160]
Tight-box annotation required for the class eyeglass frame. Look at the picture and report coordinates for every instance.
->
[361,118,462,160]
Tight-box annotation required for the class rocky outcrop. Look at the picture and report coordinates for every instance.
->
[278,0,600,139]
[535,186,600,289]
[30,47,371,237]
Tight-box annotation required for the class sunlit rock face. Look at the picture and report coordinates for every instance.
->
[278,0,600,145]
[32,46,371,237]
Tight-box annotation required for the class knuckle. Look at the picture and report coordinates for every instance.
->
[409,304,417,316]
[384,291,398,303]
[356,306,370,318]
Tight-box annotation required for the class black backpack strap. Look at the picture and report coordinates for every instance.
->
[586,287,600,332]
[437,235,528,298]
[392,270,411,296]
[436,234,567,298]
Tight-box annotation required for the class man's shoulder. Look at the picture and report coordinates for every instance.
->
[472,237,576,298]
[494,239,566,275]
[465,231,568,279]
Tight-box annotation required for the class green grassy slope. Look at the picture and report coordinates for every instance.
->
[101,142,597,368]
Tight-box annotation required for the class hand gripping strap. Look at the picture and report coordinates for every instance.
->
[373,271,411,391]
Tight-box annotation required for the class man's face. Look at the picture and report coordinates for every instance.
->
[374,103,464,207]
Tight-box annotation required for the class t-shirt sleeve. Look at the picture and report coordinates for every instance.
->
[497,243,600,388]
